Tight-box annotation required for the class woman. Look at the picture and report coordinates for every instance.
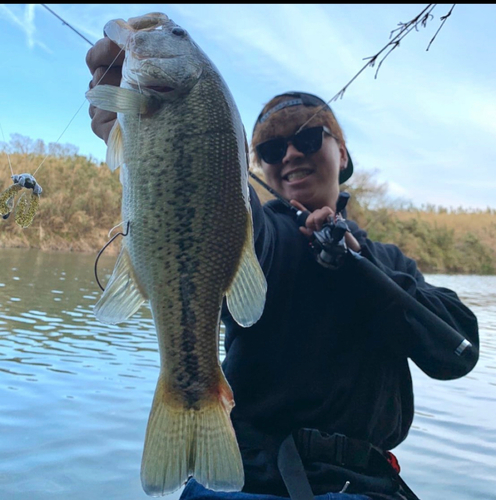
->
[86,36,479,500]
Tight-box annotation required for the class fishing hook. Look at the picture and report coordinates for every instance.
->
[94,221,130,292]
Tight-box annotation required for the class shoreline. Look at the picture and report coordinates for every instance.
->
[1,150,494,275]
[1,243,493,276]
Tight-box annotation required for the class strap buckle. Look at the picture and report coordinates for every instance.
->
[296,429,346,465]
[295,428,371,471]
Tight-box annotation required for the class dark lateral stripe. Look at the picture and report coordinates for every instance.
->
[177,262,202,407]
[172,141,202,406]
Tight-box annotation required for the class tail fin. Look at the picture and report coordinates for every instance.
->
[140,376,244,496]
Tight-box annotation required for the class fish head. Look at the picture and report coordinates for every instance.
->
[104,13,204,98]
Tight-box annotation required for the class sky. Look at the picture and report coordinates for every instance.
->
[0,3,495,210]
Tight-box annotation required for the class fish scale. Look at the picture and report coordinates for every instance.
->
[86,12,267,497]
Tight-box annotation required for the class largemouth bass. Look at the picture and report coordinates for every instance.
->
[86,12,266,496]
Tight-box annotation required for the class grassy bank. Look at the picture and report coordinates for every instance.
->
[0,146,122,253]
[343,171,496,274]
[1,139,495,274]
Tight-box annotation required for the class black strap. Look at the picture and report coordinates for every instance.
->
[296,429,374,471]
[278,429,422,500]
[277,434,315,500]
[396,474,422,500]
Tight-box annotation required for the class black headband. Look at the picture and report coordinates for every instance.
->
[254,92,331,131]
[253,91,354,184]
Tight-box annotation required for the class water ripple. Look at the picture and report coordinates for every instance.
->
[0,251,494,500]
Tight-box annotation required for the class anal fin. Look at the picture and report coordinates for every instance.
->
[94,245,146,324]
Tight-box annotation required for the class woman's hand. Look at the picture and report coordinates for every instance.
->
[86,36,124,144]
[290,200,361,253]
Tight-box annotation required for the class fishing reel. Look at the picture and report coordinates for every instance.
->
[247,171,352,270]
[296,192,351,270]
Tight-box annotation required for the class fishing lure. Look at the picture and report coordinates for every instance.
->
[0,173,42,228]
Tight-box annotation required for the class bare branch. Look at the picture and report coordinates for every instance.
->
[427,4,455,51]
[296,4,455,133]
[373,44,398,79]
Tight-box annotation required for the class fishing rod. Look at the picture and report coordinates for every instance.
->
[248,170,308,225]
[249,169,474,359]
[1,6,124,230]
[249,170,351,269]
[41,4,94,46]
[1,5,96,228]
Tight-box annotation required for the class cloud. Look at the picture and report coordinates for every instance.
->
[166,4,496,209]
[0,4,50,52]
[3,4,493,209]
[167,4,358,91]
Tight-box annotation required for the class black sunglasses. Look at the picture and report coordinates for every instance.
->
[255,126,336,165]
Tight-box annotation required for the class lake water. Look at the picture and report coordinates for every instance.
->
[0,248,495,500]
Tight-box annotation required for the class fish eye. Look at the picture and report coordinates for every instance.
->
[172,27,186,37]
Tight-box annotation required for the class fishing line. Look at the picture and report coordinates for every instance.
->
[134,73,144,174]
[0,123,14,176]
[40,6,141,277]
[1,6,124,227]
[32,47,124,178]
[30,5,125,178]
[32,99,89,176]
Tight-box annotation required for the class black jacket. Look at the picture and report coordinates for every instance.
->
[221,186,479,496]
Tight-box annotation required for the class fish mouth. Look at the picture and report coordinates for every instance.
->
[143,85,175,93]
[127,82,175,93]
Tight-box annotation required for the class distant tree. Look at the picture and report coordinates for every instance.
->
[48,142,79,157]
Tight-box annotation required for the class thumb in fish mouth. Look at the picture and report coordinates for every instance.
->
[104,19,134,49]
[128,13,170,30]
[104,13,171,49]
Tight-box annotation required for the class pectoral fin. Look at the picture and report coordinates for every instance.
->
[94,245,146,324]
[86,85,152,115]
[226,212,267,327]
[106,120,124,172]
